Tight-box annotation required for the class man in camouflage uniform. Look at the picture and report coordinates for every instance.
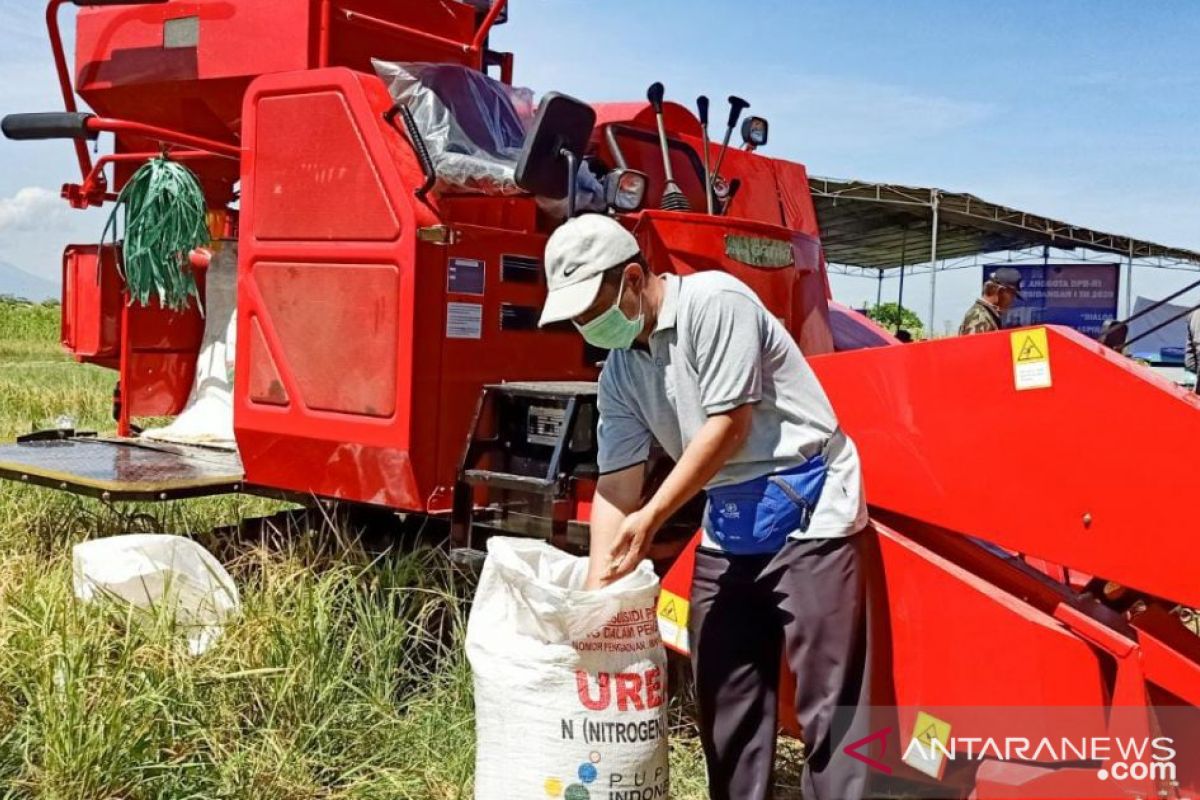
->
[959,267,1023,335]
[1186,308,1200,394]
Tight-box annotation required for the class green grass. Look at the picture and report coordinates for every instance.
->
[0,299,736,799]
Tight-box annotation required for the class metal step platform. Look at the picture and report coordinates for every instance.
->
[0,437,244,501]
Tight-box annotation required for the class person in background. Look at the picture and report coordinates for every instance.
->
[536,214,873,800]
[1186,307,1200,394]
[958,267,1023,335]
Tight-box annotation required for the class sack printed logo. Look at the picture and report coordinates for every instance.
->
[544,753,602,799]
[722,502,740,519]
[545,750,668,799]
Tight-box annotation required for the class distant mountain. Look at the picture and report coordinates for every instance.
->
[0,261,59,302]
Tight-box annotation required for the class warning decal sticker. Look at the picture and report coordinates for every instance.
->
[656,590,690,655]
[446,302,483,340]
[903,711,952,780]
[1010,327,1052,390]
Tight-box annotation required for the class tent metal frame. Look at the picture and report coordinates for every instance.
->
[811,177,1200,325]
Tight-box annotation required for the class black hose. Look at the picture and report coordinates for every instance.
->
[385,104,436,199]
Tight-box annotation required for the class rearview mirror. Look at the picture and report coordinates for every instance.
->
[514,92,596,205]
[741,116,769,148]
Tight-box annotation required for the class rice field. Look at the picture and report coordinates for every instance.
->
[0,298,781,799]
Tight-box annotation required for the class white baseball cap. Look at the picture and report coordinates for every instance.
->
[538,214,642,327]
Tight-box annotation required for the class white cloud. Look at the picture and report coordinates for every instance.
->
[0,186,69,233]
[0,187,106,281]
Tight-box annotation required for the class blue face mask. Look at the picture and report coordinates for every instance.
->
[574,274,644,350]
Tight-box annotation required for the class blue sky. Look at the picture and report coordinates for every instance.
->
[2,1,1197,331]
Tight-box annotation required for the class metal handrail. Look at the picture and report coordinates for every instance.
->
[46,0,91,180]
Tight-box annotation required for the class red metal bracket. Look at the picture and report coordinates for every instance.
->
[64,149,218,210]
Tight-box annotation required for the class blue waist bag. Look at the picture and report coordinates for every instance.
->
[705,456,829,555]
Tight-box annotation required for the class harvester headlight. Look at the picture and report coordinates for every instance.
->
[605,169,648,212]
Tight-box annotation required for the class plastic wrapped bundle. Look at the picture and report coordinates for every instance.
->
[373,60,535,195]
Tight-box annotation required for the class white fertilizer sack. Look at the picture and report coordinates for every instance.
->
[468,537,669,800]
[73,534,240,655]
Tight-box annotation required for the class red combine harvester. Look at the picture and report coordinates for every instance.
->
[2,2,1199,797]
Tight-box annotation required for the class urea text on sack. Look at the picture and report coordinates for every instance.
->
[574,667,665,712]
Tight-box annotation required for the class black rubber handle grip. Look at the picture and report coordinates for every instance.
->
[647,82,665,113]
[726,96,750,128]
[1,112,97,141]
[697,96,709,126]
[71,0,167,6]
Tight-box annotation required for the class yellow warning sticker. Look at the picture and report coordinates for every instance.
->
[1010,327,1052,390]
[657,590,690,654]
[903,711,952,780]
[658,591,688,625]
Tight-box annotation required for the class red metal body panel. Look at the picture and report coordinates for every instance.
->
[60,244,202,418]
[590,108,833,354]
[631,211,833,355]
[809,326,1200,609]
[62,245,120,361]
[237,68,424,508]
[70,0,490,204]
[122,293,205,420]
[236,68,593,510]
[877,525,1110,714]
[73,0,481,142]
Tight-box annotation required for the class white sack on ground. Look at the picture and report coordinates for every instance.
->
[72,534,240,655]
[468,537,669,800]
[141,240,238,449]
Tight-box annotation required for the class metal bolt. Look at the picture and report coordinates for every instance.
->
[1082,513,1093,528]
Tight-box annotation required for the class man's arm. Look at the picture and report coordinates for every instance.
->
[588,464,645,588]
[605,404,752,580]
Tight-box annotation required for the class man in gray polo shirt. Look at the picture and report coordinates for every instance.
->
[538,214,872,800]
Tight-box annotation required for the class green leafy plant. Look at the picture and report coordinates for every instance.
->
[865,302,924,336]
[102,156,209,312]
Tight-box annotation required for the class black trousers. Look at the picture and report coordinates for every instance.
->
[689,530,873,800]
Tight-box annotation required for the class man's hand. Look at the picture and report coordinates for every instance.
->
[585,407,752,589]
[587,464,646,589]
[603,505,662,584]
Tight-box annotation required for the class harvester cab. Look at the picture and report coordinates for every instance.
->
[3,1,1200,796]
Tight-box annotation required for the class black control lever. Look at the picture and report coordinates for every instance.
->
[711,95,750,190]
[647,82,690,211]
[697,95,713,214]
